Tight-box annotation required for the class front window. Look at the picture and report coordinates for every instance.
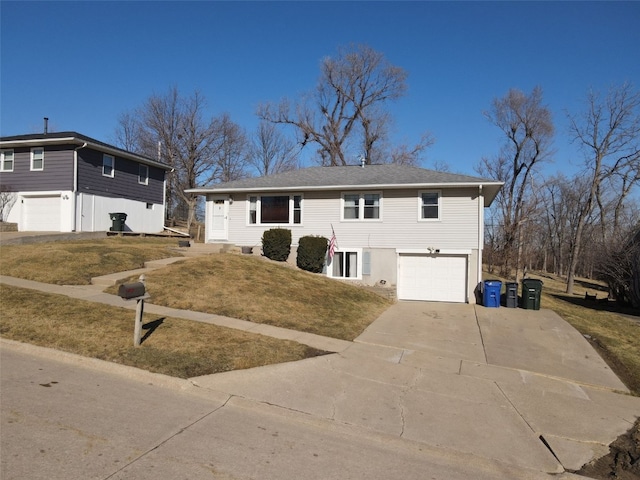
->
[342,192,381,221]
[343,194,359,219]
[30,148,44,171]
[261,195,289,223]
[420,191,440,220]
[248,194,302,225]
[328,249,362,279]
[1,150,14,172]
[293,195,302,224]
[138,164,149,185]
[103,154,114,177]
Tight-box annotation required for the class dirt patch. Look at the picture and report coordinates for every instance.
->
[575,418,640,479]
[583,334,640,396]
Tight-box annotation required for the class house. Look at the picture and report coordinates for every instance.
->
[187,164,503,304]
[0,132,172,233]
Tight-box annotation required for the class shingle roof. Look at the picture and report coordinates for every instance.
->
[187,164,503,206]
[0,131,171,170]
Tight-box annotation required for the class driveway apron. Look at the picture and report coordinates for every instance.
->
[193,301,640,474]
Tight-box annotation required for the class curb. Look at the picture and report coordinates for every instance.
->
[0,338,229,402]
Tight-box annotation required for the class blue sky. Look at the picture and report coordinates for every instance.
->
[1,1,638,177]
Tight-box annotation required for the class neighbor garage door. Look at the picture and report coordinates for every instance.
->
[23,195,61,231]
[398,254,467,303]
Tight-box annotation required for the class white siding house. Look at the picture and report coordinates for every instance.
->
[188,165,502,304]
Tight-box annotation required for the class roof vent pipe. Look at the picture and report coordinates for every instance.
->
[44,117,49,134]
[361,156,366,168]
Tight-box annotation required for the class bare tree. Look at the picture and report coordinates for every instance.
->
[249,121,299,176]
[114,87,250,228]
[211,113,250,183]
[479,86,554,281]
[389,132,436,166]
[0,189,16,222]
[595,224,640,306]
[258,44,429,166]
[565,83,640,294]
[113,111,144,153]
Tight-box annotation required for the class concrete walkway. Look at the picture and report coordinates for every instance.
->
[1,257,639,478]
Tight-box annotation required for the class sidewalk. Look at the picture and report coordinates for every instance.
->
[0,269,352,354]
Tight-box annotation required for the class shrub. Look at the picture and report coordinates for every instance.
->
[262,228,291,262]
[297,235,329,273]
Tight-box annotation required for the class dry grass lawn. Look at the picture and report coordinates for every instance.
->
[0,284,325,378]
[0,238,391,376]
[111,253,392,341]
[0,237,180,285]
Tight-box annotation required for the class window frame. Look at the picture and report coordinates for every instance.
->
[247,193,303,226]
[341,191,382,221]
[0,149,14,172]
[327,248,363,280]
[418,190,441,221]
[138,164,149,185]
[103,154,115,178]
[30,147,44,171]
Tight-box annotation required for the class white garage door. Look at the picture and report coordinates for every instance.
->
[23,196,61,231]
[398,254,467,303]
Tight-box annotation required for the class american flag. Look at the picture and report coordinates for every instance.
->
[328,231,336,262]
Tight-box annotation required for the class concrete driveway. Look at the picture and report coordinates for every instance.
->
[192,301,639,474]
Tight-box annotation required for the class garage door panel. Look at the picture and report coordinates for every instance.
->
[398,255,466,303]
[23,196,61,231]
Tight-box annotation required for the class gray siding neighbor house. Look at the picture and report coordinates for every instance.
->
[187,164,503,304]
[0,132,171,233]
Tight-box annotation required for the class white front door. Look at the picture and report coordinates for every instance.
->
[210,198,229,240]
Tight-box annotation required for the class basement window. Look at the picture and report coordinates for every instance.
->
[328,248,362,280]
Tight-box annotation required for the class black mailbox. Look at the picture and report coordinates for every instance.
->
[118,282,146,299]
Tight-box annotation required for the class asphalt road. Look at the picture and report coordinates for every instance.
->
[1,346,573,480]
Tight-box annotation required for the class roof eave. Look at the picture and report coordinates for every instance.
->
[0,136,172,171]
[187,181,504,206]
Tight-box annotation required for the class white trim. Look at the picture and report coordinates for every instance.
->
[327,247,363,280]
[246,193,303,226]
[187,181,503,194]
[418,189,441,221]
[0,136,171,170]
[340,191,382,222]
[102,154,114,177]
[207,195,229,241]
[396,248,472,255]
[0,149,14,172]
[138,164,149,185]
[477,185,484,289]
[30,147,44,171]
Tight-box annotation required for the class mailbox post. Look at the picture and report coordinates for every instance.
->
[117,275,150,347]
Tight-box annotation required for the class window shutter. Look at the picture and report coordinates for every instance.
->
[363,251,371,275]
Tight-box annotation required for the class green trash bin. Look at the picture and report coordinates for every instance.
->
[109,212,127,232]
[521,279,543,310]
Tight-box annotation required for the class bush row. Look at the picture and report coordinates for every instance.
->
[261,228,328,273]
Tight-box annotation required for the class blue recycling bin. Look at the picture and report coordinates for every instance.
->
[483,280,502,308]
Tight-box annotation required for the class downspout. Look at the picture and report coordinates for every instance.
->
[73,142,87,231]
[163,168,174,228]
[477,185,484,294]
